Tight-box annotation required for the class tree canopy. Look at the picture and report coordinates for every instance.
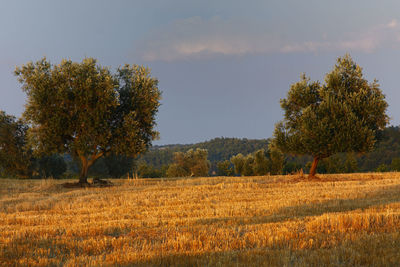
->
[15,58,161,184]
[273,54,388,177]
[0,111,34,178]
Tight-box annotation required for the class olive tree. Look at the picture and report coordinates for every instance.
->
[15,58,161,184]
[273,55,388,178]
[166,148,210,177]
[0,111,34,178]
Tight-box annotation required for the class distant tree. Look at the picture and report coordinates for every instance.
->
[216,160,234,176]
[87,158,109,178]
[273,55,388,178]
[242,154,255,176]
[283,161,303,174]
[230,153,245,176]
[391,157,400,171]
[103,155,134,178]
[253,150,269,175]
[166,149,210,177]
[323,155,344,174]
[229,146,284,177]
[37,154,67,179]
[269,144,284,175]
[15,58,161,184]
[0,111,34,178]
[343,153,358,173]
[166,163,187,178]
[137,163,166,178]
[376,164,389,172]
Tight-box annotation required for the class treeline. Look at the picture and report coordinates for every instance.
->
[138,137,269,171]
[137,126,400,177]
[2,110,400,179]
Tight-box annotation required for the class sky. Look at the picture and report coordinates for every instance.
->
[2,0,400,145]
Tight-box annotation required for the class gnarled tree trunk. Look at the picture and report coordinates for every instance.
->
[78,151,104,185]
[309,157,319,178]
[79,157,90,185]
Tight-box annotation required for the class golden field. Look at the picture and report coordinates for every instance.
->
[1,173,400,266]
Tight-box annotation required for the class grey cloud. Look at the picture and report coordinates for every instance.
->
[137,17,400,61]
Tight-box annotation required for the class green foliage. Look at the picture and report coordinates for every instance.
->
[273,54,388,176]
[137,163,167,178]
[357,126,400,171]
[322,155,344,174]
[269,144,284,175]
[253,150,270,175]
[166,149,210,177]
[230,153,245,176]
[242,155,255,176]
[391,157,400,171]
[166,164,187,178]
[103,155,134,178]
[216,160,234,176]
[139,137,269,172]
[230,147,284,176]
[375,164,389,172]
[0,111,34,178]
[343,153,358,173]
[15,58,161,183]
[283,161,303,174]
[37,154,67,179]
[305,153,359,174]
[88,158,109,178]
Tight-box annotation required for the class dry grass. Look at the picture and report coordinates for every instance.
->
[1,173,400,266]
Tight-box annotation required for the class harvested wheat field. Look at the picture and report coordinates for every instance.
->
[2,173,400,266]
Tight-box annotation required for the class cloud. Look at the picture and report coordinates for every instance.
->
[137,17,400,61]
[387,19,398,29]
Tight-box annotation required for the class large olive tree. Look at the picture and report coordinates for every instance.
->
[15,58,161,184]
[273,55,388,178]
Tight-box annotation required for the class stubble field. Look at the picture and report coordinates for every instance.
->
[1,173,400,266]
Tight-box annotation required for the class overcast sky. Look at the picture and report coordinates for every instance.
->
[2,1,400,144]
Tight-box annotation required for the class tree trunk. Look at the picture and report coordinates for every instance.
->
[78,151,104,185]
[79,157,90,185]
[309,157,319,178]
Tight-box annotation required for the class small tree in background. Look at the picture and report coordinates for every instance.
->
[15,58,161,185]
[230,153,245,176]
[166,148,210,177]
[273,55,388,178]
[137,163,166,178]
[0,111,34,178]
[37,154,67,178]
[391,157,400,171]
[216,160,234,176]
[283,161,303,174]
[242,154,255,176]
[269,144,284,175]
[253,150,270,175]
[103,155,134,178]
[230,146,284,176]
[343,153,358,173]
[376,164,389,172]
